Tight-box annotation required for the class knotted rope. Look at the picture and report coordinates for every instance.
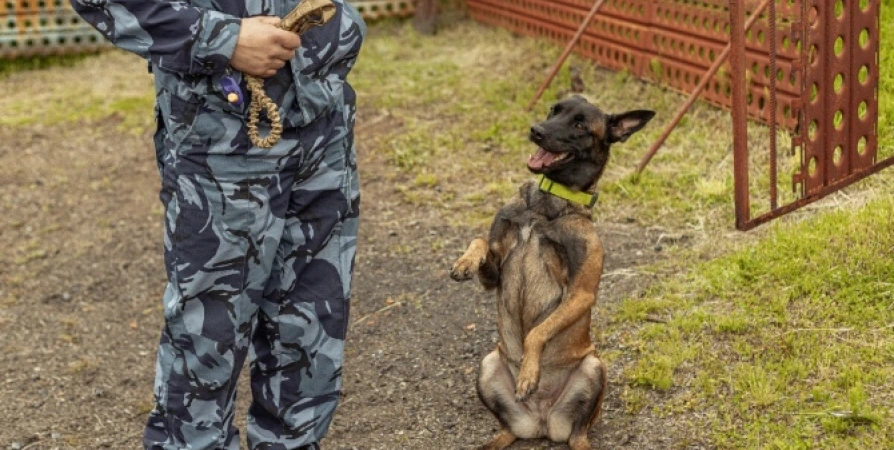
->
[245,0,336,148]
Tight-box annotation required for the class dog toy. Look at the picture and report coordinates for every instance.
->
[241,0,337,148]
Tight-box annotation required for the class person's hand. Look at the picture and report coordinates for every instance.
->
[230,16,301,78]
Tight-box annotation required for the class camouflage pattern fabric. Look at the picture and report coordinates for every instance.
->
[71,1,366,449]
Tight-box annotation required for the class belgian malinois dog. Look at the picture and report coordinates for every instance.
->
[450,96,655,450]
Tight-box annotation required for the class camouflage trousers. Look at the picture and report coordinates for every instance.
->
[143,102,359,450]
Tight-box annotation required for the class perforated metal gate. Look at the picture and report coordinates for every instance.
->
[731,0,889,230]
[1,0,417,58]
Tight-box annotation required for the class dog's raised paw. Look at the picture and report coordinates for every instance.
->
[449,256,483,281]
[514,363,540,402]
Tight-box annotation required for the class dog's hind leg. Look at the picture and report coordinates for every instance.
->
[477,349,541,448]
[546,353,607,449]
[477,428,516,450]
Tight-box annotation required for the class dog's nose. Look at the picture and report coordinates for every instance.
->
[530,125,545,141]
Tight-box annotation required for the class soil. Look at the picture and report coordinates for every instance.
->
[0,110,692,449]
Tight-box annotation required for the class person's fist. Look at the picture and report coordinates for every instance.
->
[230,16,301,78]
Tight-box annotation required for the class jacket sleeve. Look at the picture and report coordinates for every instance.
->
[70,0,241,76]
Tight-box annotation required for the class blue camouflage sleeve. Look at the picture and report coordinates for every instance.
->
[70,0,241,76]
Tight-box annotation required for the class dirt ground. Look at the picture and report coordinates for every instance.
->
[0,107,696,449]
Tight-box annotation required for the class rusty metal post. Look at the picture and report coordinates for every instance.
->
[635,0,772,174]
[413,0,438,35]
[767,0,779,211]
[729,0,750,229]
[524,0,608,112]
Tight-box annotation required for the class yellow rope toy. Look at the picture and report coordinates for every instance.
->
[242,0,336,148]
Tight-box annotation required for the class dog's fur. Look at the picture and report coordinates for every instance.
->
[450,96,654,450]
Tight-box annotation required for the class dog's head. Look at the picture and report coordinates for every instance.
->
[527,96,655,191]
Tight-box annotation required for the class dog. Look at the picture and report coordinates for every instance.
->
[450,96,655,450]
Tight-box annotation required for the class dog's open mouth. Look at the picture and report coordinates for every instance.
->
[527,148,571,170]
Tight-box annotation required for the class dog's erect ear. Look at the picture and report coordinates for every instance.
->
[607,110,656,143]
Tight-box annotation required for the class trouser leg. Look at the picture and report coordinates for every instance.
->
[247,134,359,449]
[143,163,274,449]
[143,114,294,449]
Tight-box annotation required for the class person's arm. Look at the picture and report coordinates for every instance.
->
[70,0,240,76]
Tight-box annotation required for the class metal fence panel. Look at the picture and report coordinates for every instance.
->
[467,0,802,130]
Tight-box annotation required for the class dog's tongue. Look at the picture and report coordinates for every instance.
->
[528,148,557,170]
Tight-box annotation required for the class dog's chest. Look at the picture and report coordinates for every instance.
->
[497,224,566,360]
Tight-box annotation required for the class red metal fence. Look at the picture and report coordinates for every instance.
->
[467,0,803,129]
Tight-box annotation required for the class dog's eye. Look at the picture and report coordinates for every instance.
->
[574,122,586,130]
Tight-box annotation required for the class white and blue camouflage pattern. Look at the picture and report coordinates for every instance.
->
[70,1,366,449]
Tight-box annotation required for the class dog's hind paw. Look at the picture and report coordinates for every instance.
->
[450,255,483,281]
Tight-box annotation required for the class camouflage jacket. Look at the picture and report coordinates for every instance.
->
[71,0,366,128]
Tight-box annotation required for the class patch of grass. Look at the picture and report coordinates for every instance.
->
[614,195,894,448]
[0,49,154,132]
[0,52,98,77]
[879,2,894,158]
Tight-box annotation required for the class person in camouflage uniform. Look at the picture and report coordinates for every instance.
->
[70,1,366,449]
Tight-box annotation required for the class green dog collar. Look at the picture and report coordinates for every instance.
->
[537,174,598,208]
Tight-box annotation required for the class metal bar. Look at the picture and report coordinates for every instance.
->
[741,155,894,231]
[768,0,779,210]
[413,0,437,35]
[636,0,771,174]
[524,0,608,112]
[730,0,751,229]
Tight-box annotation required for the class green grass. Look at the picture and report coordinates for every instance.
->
[614,5,894,431]
[879,2,894,157]
[0,52,97,77]
[610,7,894,446]
[0,50,154,132]
[614,195,894,448]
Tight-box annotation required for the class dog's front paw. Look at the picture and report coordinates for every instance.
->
[450,255,484,281]
[515,359,540,402]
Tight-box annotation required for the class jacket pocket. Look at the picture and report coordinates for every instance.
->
[155,70,249,154]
